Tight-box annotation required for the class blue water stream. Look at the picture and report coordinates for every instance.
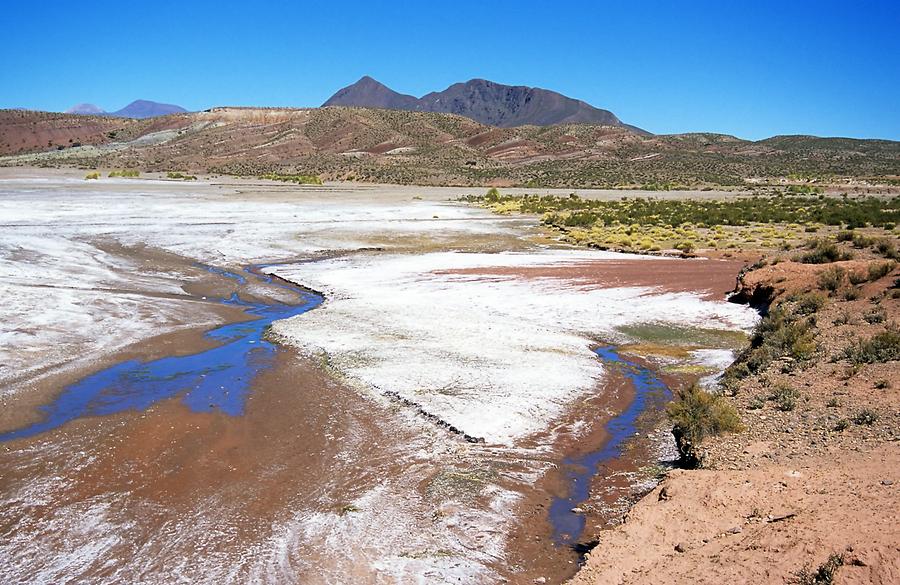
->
[548,346,672,547]
[0,265,322,442]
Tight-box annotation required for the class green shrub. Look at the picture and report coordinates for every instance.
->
[817,267,845,292]
[258,173,322,185]
[875,239,897,259]
[867,260,895,281]
[848,270,868,285]
[798,240,851,264]
[842,288,861,301]
[794,292,826,315]
[166,171,197,180]
[843,325,900,364]
[852,408,878,425]
[769,383,801,411]
[109,169,140,178]
[84,172,100,180]
[668,384,744,462]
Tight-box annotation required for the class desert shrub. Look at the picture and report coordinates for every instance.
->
[852,408,879,425]
[769,383,801,411]
[848,270,868,285]
[258,172,323,185]
[109,169,140,178]
[874,239,898,259]
[835,230,855,242]
[868,260,896,281]
[747,395,766,410]
[842,288,861,301]
[668,384,743,463]
[84,172,100,180]
[793,292,826,316]
[863,307,886,324]
[797,239,851,264]
[842,325,900,364]
[874,379,891,389]
[832,419,850,432]
[166,171,197,180]
[833,311,852,325]
[852,233,876,248]
[817,267,845,292]
[794,552,844,585]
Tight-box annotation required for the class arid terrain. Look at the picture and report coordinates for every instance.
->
[2,107,899,189]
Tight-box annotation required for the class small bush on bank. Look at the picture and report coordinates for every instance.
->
[668,384,743,464]
[84,172,100,180]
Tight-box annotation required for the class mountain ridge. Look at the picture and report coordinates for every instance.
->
[62,99,188,119]
[323,76,639,131]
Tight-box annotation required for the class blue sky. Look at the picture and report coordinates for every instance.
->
[2,0,898,140]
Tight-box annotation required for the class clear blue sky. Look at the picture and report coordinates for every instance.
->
[2,0,898,140]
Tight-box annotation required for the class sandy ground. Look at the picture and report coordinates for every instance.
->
[1,168,758,583]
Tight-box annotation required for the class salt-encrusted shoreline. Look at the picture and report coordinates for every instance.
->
[267,250,758,446]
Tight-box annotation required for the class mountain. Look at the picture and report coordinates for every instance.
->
[65,103,106,115]
[323,76,635,130]
[323,76,420,111]
[110,100,187,119]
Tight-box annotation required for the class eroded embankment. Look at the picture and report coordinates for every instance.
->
[572,245,900,584]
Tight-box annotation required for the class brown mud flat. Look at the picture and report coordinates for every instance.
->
[434,256,747,301]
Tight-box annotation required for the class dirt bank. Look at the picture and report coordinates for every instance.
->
[572,239,900,584]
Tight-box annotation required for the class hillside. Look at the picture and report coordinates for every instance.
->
[1,107,898,188]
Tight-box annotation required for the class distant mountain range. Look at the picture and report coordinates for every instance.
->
[5,106,896,189]
[323,76,644,131]
[64,100,188,119]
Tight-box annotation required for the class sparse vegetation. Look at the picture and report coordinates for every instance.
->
[84,172,100,180]
[816,267,845,293]
[842,325,900,364]
[166,171,197,181]
[464,191,898,254]
[108,169,140,178]
[258,173,323,185]
[794,552,844,585]
[852,408,879,425]
[868,260,896,281]
[769,383,801,411]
